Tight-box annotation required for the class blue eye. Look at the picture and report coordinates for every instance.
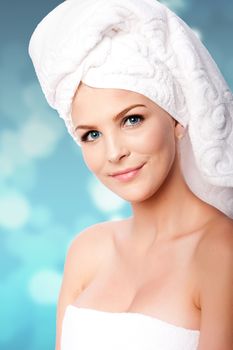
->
[81,130,101,142]
[124,115,143,126]
[80,114,143,143]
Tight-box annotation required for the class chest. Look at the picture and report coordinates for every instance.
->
[73,236,200,329]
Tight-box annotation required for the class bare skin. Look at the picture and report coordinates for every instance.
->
[56,83,233,350]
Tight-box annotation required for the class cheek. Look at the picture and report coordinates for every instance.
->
[81,148,102,173]
[131,120,173,155]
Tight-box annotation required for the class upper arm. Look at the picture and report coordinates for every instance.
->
[55,223,110,350]
[55,235,85,350]
[196,228,233,349]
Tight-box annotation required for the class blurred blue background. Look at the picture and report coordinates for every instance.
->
[0,0,232,349]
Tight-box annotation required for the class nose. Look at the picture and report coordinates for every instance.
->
[106,134,130,163]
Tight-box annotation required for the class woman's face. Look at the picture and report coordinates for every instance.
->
[71,83,178,202]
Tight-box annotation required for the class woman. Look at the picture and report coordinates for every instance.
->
[28,0,233,349]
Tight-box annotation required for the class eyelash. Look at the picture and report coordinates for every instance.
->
[80,114,144,143]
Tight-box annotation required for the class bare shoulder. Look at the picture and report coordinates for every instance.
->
[193,215,233,348]
[195,214,233,263]
[68,218,129,256]
[65,220,118,285]
[68,219,126,251]
[68,220,114,259]
[195,215,233,308]
[55,219,121,350]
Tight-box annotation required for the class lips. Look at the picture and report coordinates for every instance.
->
[109,164,145,177]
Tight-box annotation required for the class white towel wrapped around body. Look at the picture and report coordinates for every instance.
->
[28,0,233,218]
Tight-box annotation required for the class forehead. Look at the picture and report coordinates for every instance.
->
[71,83,152,118]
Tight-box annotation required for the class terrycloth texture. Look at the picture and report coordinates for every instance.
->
[61,305,200,350]
[28,0,233,218]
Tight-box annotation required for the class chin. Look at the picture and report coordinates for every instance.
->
[122,190,159,203]
[104,182,160,204]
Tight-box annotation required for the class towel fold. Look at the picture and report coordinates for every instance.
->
[28,0,233,218]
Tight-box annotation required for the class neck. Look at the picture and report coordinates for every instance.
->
[128,152,213,246]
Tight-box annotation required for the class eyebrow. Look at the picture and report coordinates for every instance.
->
[74,104,146,131]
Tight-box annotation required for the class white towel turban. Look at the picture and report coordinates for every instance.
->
[28,0,233,218]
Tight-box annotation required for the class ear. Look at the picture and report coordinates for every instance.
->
[174,120,186,139]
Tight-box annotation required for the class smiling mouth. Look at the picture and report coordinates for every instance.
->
[110,164,145,176]
[110,163,145,181]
